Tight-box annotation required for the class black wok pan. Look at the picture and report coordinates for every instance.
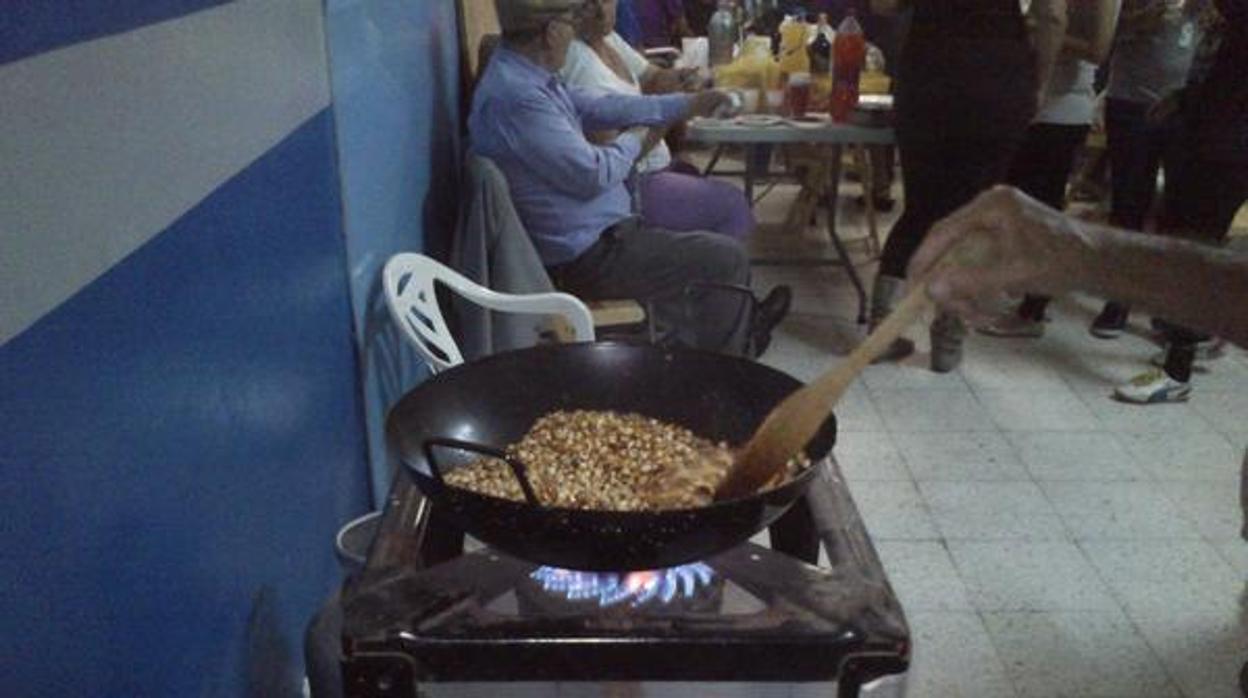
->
[385,342,836,571]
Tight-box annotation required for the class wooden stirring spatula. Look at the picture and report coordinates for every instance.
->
[715,240,988,501]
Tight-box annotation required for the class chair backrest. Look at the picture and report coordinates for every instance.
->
[459,0,499,81]
[382,252,595,373]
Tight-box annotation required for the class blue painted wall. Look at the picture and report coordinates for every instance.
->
[0,2,438,694]
[325,0,462,500]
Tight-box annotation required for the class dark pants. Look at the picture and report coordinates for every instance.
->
[550,219,752,355]
[1155,135,1248,381]
[1106,98,1174,231]
[880,33,1035,279]
[1006,123,1091,321]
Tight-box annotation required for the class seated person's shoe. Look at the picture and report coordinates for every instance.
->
[750,285,793,358]
[1089,302,1129,339]
[1113,369,1191,404]
[977,314,1045,338]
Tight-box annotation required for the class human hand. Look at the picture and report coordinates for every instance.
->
[677,67,707,91]
[1146,90,1180,126]
[907,186,1091,324]
[687,89,732,118]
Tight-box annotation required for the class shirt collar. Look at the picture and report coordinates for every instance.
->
[496,46,563,90]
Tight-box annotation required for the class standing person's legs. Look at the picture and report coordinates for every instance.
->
[1115,145,1248,402]
[638,169,755,240]
[879,136,1019,279]
[1093,98,1169,335]
[981,123,1089,333]
[552,220,753,355]
[874,133,1020,367]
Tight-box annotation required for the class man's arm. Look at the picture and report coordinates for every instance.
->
[493,95,644,199]
[908,186,1248,349]
[1060,0,1120,63]
[567,87,691,131]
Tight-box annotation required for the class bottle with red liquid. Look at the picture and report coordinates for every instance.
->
[830,10,866,123]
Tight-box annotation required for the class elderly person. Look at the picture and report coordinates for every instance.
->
[470,0,778,355]
[561,0,755,240]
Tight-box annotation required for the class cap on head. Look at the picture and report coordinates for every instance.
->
[495,0,586,33]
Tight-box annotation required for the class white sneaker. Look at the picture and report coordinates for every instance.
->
[1113,369,1192,404]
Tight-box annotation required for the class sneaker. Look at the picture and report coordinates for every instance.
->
[977,314,1045,338]
[1089,302,1129,339]
[1113,369,1191,404]
[1149,338,1228,370]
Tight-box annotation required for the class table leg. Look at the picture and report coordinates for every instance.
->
[703,145,724,177]
[822,145,868,324]
[744,143,756,204]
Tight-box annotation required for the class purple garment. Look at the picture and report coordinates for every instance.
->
[469,47,691,265]
[638,168,754,239]
[637,0,685,47]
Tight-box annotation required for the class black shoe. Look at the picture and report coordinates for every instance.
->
[750,285,793,358]
[1090,302,1129,339]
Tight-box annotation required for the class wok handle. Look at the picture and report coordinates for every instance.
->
[421,437,542,506]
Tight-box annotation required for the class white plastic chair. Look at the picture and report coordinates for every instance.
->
[382,252,595,373]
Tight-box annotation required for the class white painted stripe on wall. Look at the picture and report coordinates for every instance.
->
[0,0,332,345]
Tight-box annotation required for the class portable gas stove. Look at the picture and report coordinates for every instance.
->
[309,457,910,697]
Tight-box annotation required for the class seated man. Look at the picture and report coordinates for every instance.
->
[471,0,781,355]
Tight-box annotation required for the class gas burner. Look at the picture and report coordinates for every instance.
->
[530,562,715,607]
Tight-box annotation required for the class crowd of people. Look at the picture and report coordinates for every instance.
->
[467,0,1244,688]
[467,0,1244,396]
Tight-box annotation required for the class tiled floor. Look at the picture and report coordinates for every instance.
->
[726,155,1248,697]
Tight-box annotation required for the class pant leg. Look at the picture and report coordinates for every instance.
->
[879,133,1021,278]
[638,169,755,239]
[869,145,895,196]
[1156,137,1248,381]
[1004,123,1091,320]
[553,220,752,355]
[1106,98,1166,232]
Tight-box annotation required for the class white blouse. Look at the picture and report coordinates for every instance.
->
[561,33,672,173]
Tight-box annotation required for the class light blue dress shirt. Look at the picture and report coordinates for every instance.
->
[469,47,691,266]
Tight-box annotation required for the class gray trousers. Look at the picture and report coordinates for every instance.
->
[1242,448,1247,541]
[550,219,752,356]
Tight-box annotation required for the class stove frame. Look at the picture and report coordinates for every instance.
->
[318,457,910,698]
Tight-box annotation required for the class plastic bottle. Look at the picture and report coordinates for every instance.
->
[830,9,866,122]
[807,13,833,75]
[776,14,810,76]
[708,0,738,67]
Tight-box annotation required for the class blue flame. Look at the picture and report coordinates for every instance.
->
[530,562,715,607]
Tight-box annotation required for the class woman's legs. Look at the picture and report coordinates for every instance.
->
[878,135,1020,279]
[1115,138,1248,402]
[638,169,755,240]
[979,122,1089,333]
[1093,98,1172,335]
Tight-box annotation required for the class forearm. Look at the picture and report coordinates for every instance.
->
[573,90,690,130]
[1029,0,1069,94]
[1073,224,1248,348]
[641,67,682,94]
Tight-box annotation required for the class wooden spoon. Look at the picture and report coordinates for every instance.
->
[715,241,987,500]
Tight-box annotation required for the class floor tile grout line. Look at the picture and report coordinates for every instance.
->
[1069,538,1195,697]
